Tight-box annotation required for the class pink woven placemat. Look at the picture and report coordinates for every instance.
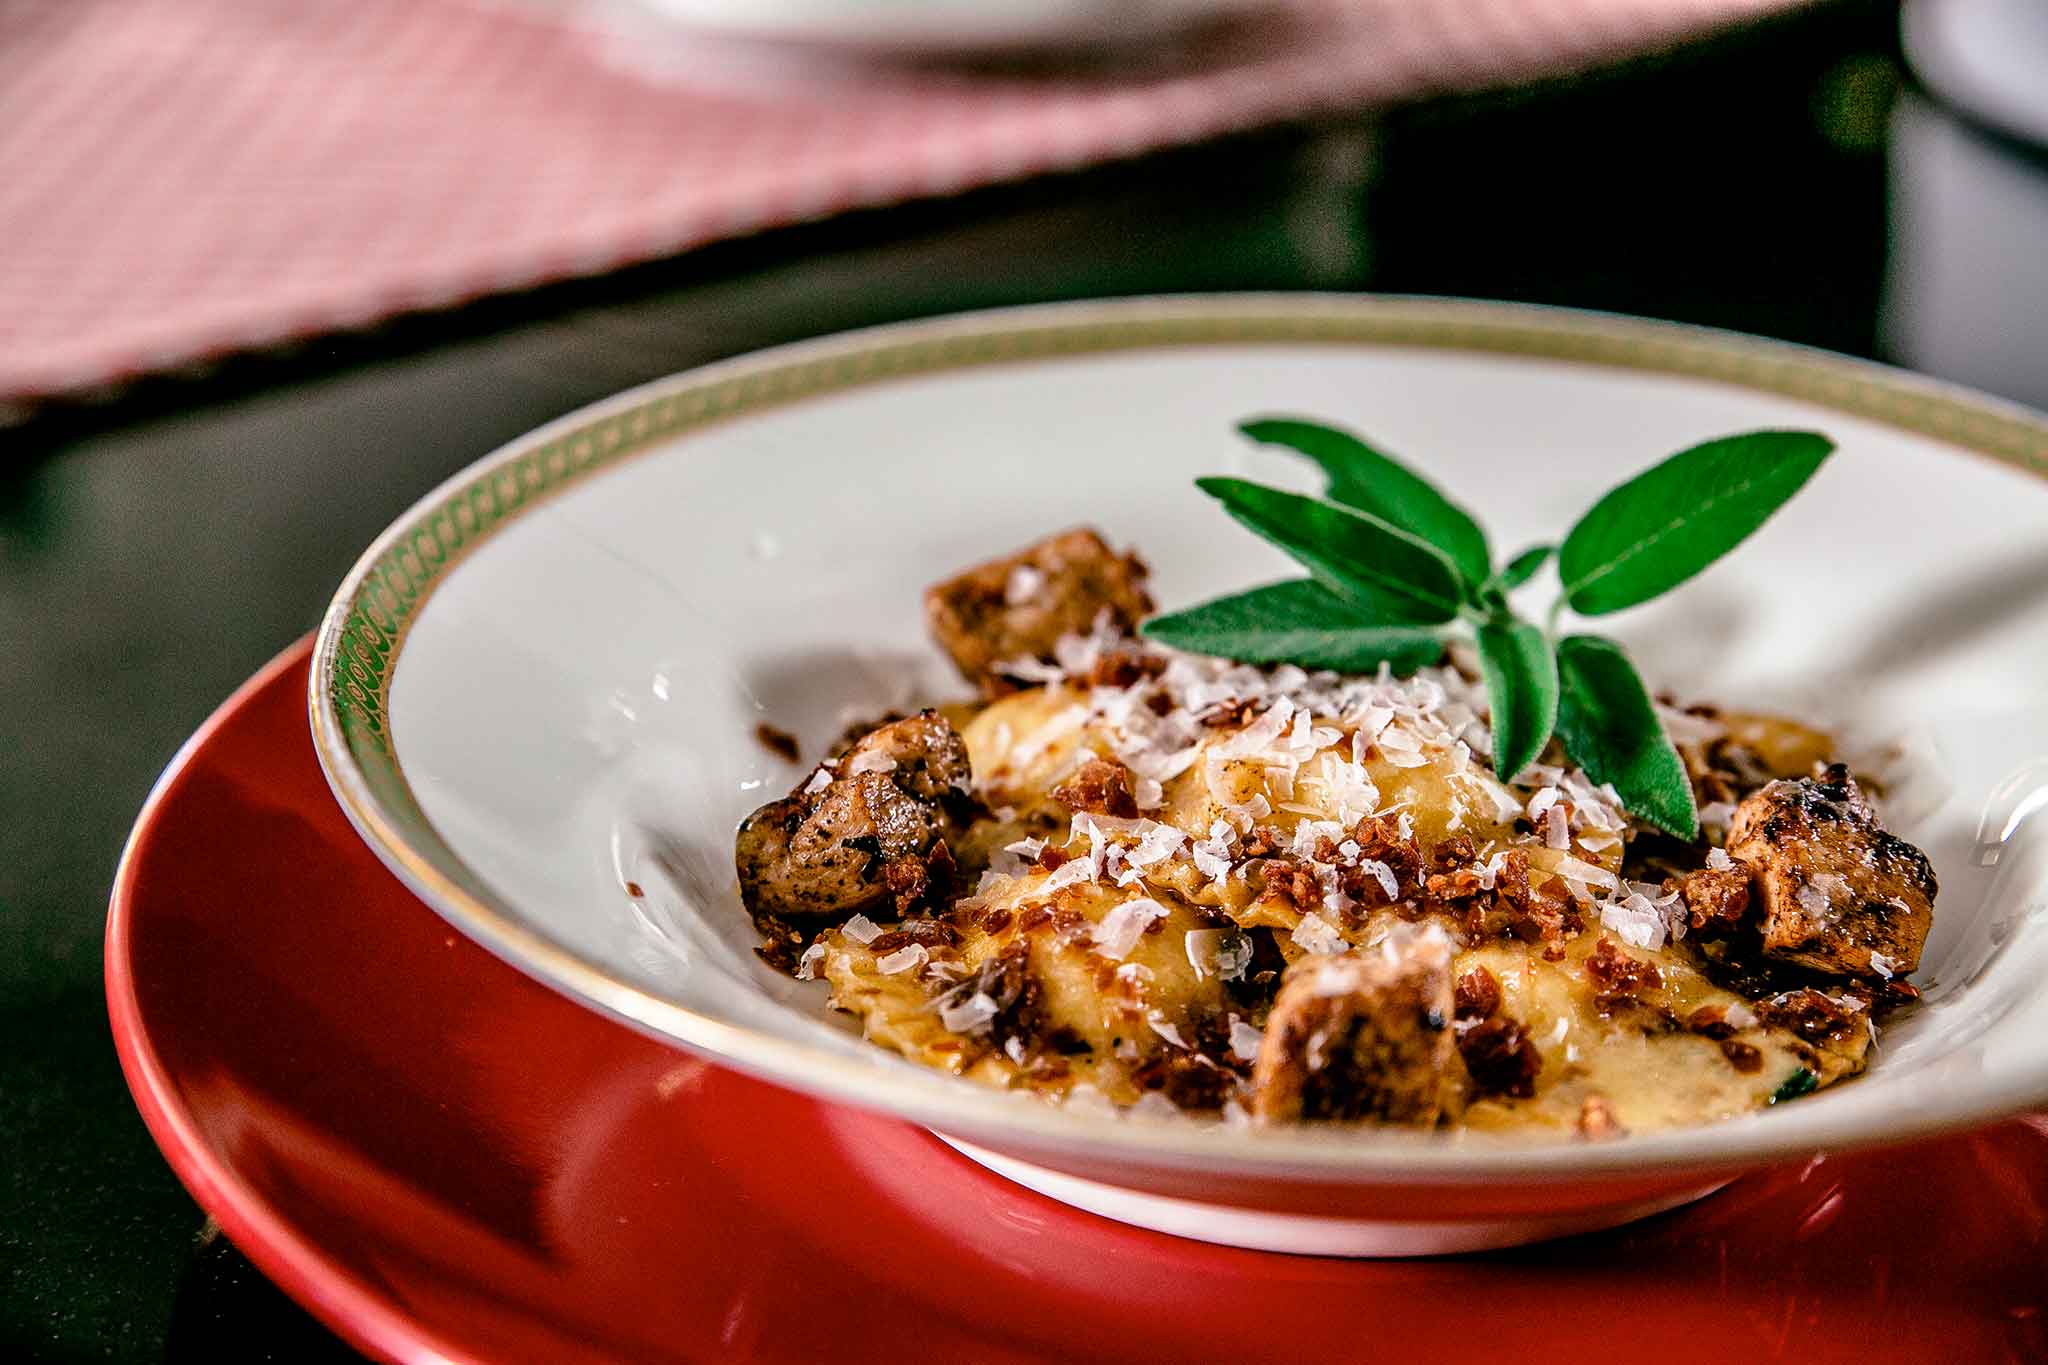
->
[0,0,1805,406]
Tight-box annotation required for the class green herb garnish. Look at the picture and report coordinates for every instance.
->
[1132,579,1447,674]
[1552,634,1696,839]
[1142,417,1835,836]
[1768,1068,1819,1104]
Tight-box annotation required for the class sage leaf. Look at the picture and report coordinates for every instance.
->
[1559,430,1833,616]
[1195,477,1464,625]
[1553,634,1698,838]
[1239,417,1492,587]
[1487,543,1555,595]
[1476,621,1558,782]
[1143,580,1445,672]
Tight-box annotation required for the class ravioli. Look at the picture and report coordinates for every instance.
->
[737,532,1924,1138]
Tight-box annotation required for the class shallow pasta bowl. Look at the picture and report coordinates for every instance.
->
[312,295,2048,1254]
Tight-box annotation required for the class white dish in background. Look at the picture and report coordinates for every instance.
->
[312,295,2048,1254]
[1883,93,2048,414]
[1904,0,2048,151]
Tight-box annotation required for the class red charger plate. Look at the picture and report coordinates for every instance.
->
[107,638,2048,1365]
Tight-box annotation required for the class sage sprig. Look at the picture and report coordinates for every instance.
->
[1238,419,1493,585]
[1558,430,1832,615]
[1139,579,1447,673]
[1193,477,1465,624]
[1142,417,1837,837]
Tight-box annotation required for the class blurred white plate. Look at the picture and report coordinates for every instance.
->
[1883,93,2048,413]
[312,295,2048,1254]
[1904,0,2048,150]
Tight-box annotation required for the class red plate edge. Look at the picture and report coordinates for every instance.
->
[102,636,2048,1365]
[105,636,472,1365]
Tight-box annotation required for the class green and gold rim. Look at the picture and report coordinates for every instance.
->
[309,294,2048,1173]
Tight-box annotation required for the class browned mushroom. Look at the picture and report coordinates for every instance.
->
[923,527,1152,696]
[735,710,971,918]
[1726,764,1936,980]
[1248,931,1456,1124]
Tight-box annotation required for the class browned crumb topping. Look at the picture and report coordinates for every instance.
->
[1453,967,1501,1022]
[1252,856,1324,918]
[1418,834,1480,907]
[1196,699,1262,729]
[863,918,960,955]
[1754,987,1863,1044]
[1425,839,1581,957]
[1493,850,1579,959]
[1351,815,1424,891]
[1435,846,1579,958]
[1719,1039,1765,1073]
[1050,756,1139,819]
[1133,1029,1243,1111]
[1457,1016,1541,1099]
[753,722,801,762]
[1681,865,1752,932]
[1084,648,1167,690]
[1585,938,1663,1014]
[1687,1004,1736,1039]
[878,841,959,915]
[750,909,810,974]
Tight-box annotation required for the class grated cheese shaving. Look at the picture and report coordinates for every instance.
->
[1146,1012,1190,1049]
[1600,895,1668,950]
[1091,897,1170,960]
[1228,1016,1265,1062]
[939,990,1001,1034]
[1003,563,1046,606]
[875,944,928,975]
[1290,912,1347,956]
[1184,927,1253,981]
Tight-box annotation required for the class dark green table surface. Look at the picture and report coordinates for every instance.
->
[8,2,2038,1358]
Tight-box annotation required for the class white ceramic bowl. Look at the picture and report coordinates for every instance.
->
[312,295,2048,1254]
